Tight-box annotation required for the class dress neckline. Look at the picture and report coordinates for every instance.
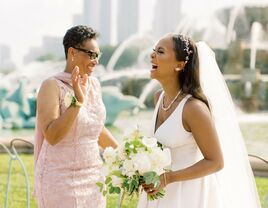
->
[153,93,191,134]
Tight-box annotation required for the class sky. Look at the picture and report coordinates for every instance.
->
[0,0,268,68]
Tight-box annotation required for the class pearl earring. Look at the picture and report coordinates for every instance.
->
[175,67,180,71]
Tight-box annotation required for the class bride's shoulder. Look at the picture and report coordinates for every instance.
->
[181,96,212,132]
[183,97,210,118]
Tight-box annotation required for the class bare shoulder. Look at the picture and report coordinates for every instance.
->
[39,78,58,90]
[153,89,163,106]
[37,78,59,100]
[183,97,211,122]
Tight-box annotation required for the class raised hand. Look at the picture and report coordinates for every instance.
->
[71,66,88,104]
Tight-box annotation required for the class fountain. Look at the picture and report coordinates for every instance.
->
[106,33,154,72]
[135,79,160,111]
[1,5,268,129]
[226,5,244,44]
[0,31,157,129]
[240,21,262,112]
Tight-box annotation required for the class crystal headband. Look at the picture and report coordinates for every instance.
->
[178,35,193,63]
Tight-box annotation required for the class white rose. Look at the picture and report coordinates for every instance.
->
[122,159,136,177]
[101,165,110,177]
[117,144,126,160]
[103,147,117,165]
[132,153,152,175]
[111,175,123,187]
[149,148,171,173]
[64,92,73,108]
[142,136,158,148]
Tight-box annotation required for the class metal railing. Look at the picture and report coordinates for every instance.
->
[0,138,33,208]
[248,154,268,208]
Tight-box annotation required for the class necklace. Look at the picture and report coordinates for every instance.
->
[161,89,182,111]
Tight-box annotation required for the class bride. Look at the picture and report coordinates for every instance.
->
[137,33,261,208]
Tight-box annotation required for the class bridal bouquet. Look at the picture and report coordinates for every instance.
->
[97,129,171,205]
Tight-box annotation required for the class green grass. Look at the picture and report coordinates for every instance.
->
[0,154,267,208]
[256,177,268,207]
[0,154,138,208]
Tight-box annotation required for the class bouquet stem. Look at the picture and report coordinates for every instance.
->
[117,190,125,208]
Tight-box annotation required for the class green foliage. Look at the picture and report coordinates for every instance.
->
[124,139,145,156]
[122,173,141,195]
[143,171,160,187]
[143,171,165,201]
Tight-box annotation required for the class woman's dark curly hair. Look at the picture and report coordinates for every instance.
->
[63,25,98,59]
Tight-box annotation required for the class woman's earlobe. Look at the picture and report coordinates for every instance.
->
[175,67,181,72]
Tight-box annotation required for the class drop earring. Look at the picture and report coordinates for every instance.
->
[71,57,74,62]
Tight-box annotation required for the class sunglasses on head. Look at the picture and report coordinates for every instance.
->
[73,46,102,60]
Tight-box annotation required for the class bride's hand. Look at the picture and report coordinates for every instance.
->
[142,174,166,196]
[71,66,88,104]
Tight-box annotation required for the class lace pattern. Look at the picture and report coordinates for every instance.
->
[35,76,106,208]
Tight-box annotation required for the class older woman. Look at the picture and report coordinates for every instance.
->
[34,25,118,208]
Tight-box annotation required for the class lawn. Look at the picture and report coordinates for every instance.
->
[0,154,138,208]
[0,154,267,208]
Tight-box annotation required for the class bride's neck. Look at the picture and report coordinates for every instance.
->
[162,83,181,100]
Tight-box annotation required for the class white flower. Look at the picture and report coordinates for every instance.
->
[64,92,73,108]
[142,136,158,148]
[101,165,110,177]
[111,175,123,187]
[132,153,152,175]
[103,147,117,165]
[117,144,126,160]
[149,148,171,174]
[97,129,171,200]
[122,159,136,177]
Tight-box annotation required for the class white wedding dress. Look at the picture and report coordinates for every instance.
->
[137,93,222,208]
[137,42,260,208]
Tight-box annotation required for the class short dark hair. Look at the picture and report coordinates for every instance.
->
[63,25,98,59]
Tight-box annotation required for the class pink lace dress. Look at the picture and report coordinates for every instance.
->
[34,73,106,208]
